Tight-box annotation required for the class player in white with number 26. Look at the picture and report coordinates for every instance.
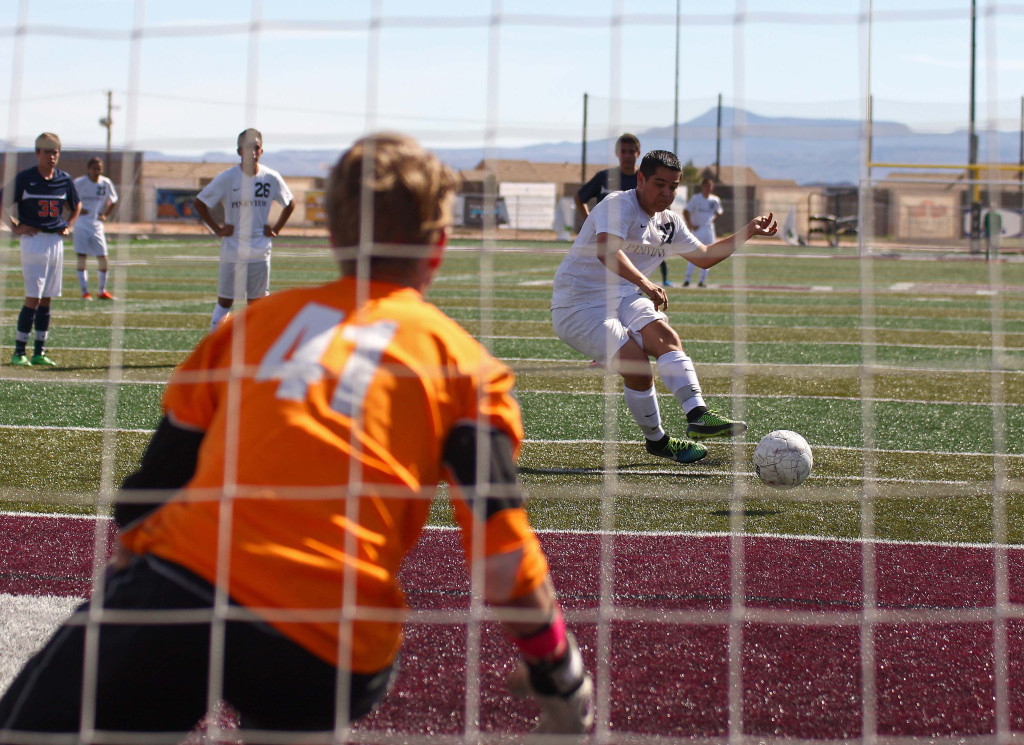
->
[73,157,119,300]
[194,128,296,332]
[551,150,777,465]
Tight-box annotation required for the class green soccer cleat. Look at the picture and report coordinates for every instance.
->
[645,436,708,464]
[686,410,747,440]
[10,353,30,367]
[30,353,56,367]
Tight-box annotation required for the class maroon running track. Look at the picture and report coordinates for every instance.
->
[3,512,1024,740]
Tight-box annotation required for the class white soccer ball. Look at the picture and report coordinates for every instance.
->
[753,430,813,489]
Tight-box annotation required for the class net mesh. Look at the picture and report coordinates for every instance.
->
[1,1,1023,743]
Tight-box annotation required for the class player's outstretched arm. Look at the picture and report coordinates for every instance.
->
[116,415,204,530]
[501,581,595,735]
[688,212,778,269]
[443,425,595,734]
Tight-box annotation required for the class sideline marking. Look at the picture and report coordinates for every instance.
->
[3,511,1021,552]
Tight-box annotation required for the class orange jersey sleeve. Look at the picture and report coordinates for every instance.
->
[121,277,532,672]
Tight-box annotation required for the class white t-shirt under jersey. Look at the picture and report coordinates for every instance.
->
[552,189,704,310]
[196,164,294,262]
[684,192,724,244]
[72,175,118,235]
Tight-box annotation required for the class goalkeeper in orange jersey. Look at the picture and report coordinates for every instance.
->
[0,134,593,740]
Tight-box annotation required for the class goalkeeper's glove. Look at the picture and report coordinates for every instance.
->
[507,631,594,734]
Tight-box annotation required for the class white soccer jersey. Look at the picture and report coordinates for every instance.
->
[684,192,724,244]
[73,175,118,230]
[195,164,294,262]
[552,189,703,309]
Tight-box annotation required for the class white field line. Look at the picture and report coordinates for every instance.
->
[518,466,996,487]
[8,324,205,331]
[7,294,1023,327]
[440,314,1024,337]
[0,345,192,353]
[0,424,155,434]
[6,320,1020,352]
[475,334,1021,353]
[3,509,1023,552]
[523,388,1024,409]
[0,338,1015,357]
[0,423,1018,462]
[0,377,1021,415]
[501,357,1024,375]
[521,437,1024,460]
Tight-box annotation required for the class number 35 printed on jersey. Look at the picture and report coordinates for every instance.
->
[256,302,397,418]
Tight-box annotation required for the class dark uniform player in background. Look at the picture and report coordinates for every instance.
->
[2,132,81,367]
[574,133,672,286]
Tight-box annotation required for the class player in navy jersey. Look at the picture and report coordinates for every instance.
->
[574,133,673,287]
[1,133,81,367]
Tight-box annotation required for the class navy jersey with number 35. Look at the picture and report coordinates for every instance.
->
[12,167,80,232]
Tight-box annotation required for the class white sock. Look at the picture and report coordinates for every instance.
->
[699,268,709,283]
[656,351,706,414]
[211,304,231,332]
[622,385,666,441]
[98,270,108,294]
[77,270,88,294]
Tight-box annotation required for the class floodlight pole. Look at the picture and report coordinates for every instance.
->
[968,0,981,252]
[859,0,873,257]
[673,0,680,154]
[99,90,114,161]
[581,92,588,186]
[716,93,722,180]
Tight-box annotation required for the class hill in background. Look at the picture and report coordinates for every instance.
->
[150,106,1021,186]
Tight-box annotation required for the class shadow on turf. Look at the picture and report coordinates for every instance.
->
[41,363,179,372]
[711,508,782,518]
[517,464,720,477]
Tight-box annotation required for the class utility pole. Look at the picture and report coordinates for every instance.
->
[968,0,980,252]
[673,0,680,154]
[715,93,723,180]
[99,90,115,161]
[581,92,588,186]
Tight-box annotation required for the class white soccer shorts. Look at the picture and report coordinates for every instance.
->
[551,294,668,364]
[217,258,271,300]
[72,224,109,256]
[20,232,64,299]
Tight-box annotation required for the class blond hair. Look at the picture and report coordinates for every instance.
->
[35,132,61,151]
[326,134,458,265]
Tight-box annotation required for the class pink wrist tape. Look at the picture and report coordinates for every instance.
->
[512,606,568,662]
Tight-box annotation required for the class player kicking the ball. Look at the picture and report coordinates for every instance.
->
[551,149,776,464]
[0,134,593,741]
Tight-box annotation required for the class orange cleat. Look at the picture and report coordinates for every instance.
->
[82,292,93,300]
[98,291,115,300]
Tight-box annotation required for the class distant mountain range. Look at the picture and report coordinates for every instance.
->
[149,106,1023,186]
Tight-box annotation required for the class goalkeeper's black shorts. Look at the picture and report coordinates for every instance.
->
[0,553,394,739]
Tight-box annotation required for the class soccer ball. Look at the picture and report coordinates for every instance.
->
[753,430,813,489]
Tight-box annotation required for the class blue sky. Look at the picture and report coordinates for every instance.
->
[0,0,1021,158]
